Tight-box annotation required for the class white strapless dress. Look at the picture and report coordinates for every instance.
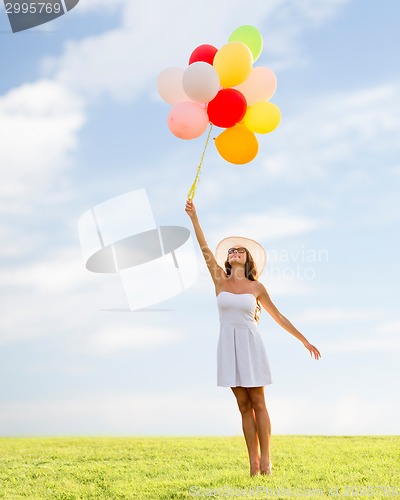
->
[216,291,272,388]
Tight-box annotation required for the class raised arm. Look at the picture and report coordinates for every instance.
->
[185,200,224,285]
[256,282,321,360]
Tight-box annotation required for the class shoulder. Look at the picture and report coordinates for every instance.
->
[253,281,270,299]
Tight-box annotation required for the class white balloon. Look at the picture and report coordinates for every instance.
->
[182,62,220,104]
[157,67,191,105]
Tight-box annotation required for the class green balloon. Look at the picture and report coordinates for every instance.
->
[228,25,263,62]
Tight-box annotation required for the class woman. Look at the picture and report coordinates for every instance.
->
[185,199,321,477]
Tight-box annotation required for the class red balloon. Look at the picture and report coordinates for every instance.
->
[189,44,218,65]
[207,89,247,128]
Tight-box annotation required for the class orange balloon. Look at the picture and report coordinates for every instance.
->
[215,126,258,164]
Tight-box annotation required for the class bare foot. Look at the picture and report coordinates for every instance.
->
[250,460,260,477]
[260,458,272,475]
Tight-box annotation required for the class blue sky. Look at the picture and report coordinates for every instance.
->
[0,0,399,436]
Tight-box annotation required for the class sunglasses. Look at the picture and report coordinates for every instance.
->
[227,247,247,254]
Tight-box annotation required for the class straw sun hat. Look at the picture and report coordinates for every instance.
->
[215,236,266,277]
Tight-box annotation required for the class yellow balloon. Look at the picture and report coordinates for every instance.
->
[244,101,281,134]
[213,42,253,88]
[215,126,258,164]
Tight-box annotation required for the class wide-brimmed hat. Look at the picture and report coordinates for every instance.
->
[215,236,266,277]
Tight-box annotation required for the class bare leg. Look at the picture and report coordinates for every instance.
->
[248,387,272,475]
[231,387,260,476]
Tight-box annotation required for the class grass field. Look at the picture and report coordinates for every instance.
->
[0,436,399,499]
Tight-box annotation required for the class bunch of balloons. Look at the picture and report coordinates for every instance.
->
[157,25,280,165]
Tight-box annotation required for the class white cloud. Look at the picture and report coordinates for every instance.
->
[294,0,349,25]
[0,225,40,259]
[73,0,126,14]
[1,389,398,436]
[207,211,321,247]
[320,316,400,352]
[0,390,237,436]
[0,246,130,345]
[43,0,349,101]
[263,83,400,184]
[0,247,91,294]
[88,324,183,354]
[0,287,96,346]
[298,308,384,323]
[166,82,400,213]
[377,320,400,336]
[227,212,320,241]
[323,337,400,352]
[271,394,400,434]
[0,79,85,212]
[294,312,400,352]
[0,243,195,347]
[263,0,350,70]
[264,274,316,297]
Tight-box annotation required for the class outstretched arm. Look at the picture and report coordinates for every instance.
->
[185,200,223,285]
[257,283,321,360]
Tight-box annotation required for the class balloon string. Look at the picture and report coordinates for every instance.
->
[187,123,213,200]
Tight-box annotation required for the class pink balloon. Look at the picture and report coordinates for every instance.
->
[234,67,277,105]
[168,102,209,140]
[157,67,191,105]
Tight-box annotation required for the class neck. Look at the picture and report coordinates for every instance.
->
[230,266,246,281]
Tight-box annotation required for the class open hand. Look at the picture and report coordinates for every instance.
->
[303,341,321,360]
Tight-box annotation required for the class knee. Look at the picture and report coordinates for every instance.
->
[236,398,252,415]
[249,396,266,413]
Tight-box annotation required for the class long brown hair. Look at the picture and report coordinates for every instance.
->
[224,248,262,323]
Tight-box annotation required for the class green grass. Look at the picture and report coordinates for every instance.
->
[0,436,399,499]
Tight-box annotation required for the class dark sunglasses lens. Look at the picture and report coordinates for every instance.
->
[228,248,246,254]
